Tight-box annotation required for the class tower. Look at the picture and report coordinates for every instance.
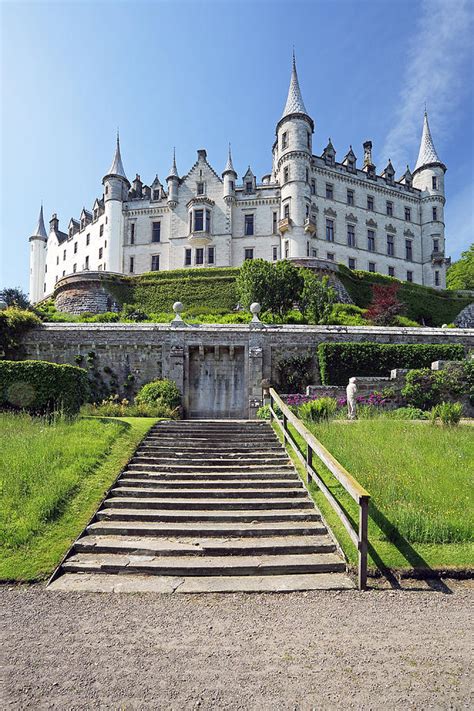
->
[166,149,179,208]
[274,52,314,259]
[28,204,47,303]
[412,111,447,288]
[102,132,130,273]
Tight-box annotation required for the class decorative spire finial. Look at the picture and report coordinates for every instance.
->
[167,147,179,179]
[106,130,127,179]
[223,143,236,174]
[281,51,308,119]
[33,204,47,239]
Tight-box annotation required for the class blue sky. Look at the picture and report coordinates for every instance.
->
[1,0,473,291]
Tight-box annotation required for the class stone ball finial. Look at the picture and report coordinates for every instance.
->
[0,301,7,311]
[173,301,184,314]
[250,302,261,315]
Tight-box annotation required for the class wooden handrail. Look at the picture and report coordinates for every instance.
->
[269,387,370,590]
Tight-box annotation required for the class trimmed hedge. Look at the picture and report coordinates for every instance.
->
[0,360,89,415]
[318,342,465,385]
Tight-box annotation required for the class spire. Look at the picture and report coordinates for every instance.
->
[167,148,179,180]
[223,143,236,174]
[414,111,443,172]
[106,130,127,179]
[33,204,47,238]
[281,51,308,118]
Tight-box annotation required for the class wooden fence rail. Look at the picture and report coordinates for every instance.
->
[269,388,370,590]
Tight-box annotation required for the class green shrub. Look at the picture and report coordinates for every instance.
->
[298,397,337,422]
[0,360,89,415]
[402,363,470,410]
[318,342,465,385]
[236,259,303,316]
[82,395,177,418]
[135,378,181,409]
[326,303,368,326]
[0,307,41,358]
[430,401,463,426]
[389,407,428,420]
[393,315,421,327]
[276,352,314,392]
[300,272,336,324]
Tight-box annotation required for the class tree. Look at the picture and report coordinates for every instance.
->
[366,283,404,325]
[446,244,474,290]
[236,259,303,317]
[0,287,30,310]
[299,271,336,324]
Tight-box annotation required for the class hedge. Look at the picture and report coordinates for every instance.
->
[0,308,41,358]
[0,360,89,415]
[317,342,466,385]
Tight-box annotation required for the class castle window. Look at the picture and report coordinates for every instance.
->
[368,262,376,272]
[435,270,440,286]
[272,246,278,261]
[405,207,411,221]
[306,204,310,218]
[244,214,254,236]
[312,248,317,257]
[283,203,290,219]
[407,270,413,282]
[325,219,334,242]
[367,195,374,210]
[325,183,333,199]
[153,190,160,200]
[348,257,356,270]
[311,179,316,195]
[405,240,413,261]
[195,248,204,265]
[99,224,104,237]
[45,264,47,273]
[387,234,395,256]
[194,210,204,231]
[73,263,77,273]
[208,246,215,265]
[197,182,205,196]
[229,180,235,191]
[284,242,289,258]
[94,209,99,220]
[327,252,334,261]
[282,132,288,149]
[99,247,103,259]
[98,264,102,271]
[105,185,109,195]
[129,256,134,273]
[432,206,438,221]
[388,266,395,277]
[62,270,65,277]
[433,238,439,252]
[105,240,107,248]
[44,283,46,292]
[283,166,289,183]
[81,219,85,230]
[307,132,311,149]
[56,256,59,265]
[152,221,161,242]
[272,211,278,234]
[63,250,66,261]
[244,248,254,261]
[347,225,356,247]
[86,233,90,246]
[367,230,375,251]
[103,263,106,270]
[245,181,253,194]
[386,201,393,216]
[325,154,334,167]
[305,168,309,183]
[185,248,192,266]
[85,255,89,269]
[432,176,438,190]
[74,242,78,254]
[151,255,160,271]
[205,209,211,232]
[347,189,354,206]
[130,224,135,244]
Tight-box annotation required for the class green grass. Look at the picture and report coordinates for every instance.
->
[277,419,474,574]
[0,413,157,581]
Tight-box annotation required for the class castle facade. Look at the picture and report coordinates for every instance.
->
[29,56,448,303]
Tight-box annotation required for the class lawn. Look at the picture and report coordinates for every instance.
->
[0,413,157,581]
[281,419,474,574]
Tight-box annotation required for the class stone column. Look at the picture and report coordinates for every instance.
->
[248,340,264,419]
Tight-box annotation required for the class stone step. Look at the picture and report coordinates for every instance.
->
[96,508,320,523]
[139,442,283,451]
[116,478,299,489]
[131,456,291,466]
[104,496,314,511]
[73,534,335,557]
[126,462,293,473]
[49,572,354,593]
[145,434,277,442]
[87,519,328,538]
[122,470,297,481]
[111,486,307,499]
[62,551,346,576]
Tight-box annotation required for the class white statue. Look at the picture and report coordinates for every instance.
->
[346,377,357,420]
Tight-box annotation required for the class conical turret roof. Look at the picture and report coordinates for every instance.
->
[33,204,47,238]
[223,144,236,174]
[414,111,443,172]
[167,148,179,180]
[106,131,127,179]
[281,51,308,118]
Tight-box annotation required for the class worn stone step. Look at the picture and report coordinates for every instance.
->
[145,434,277,442]
[136,448,286,457]
[139,442,283,451]
[96,508,320,523]
[104,496,314,511]
[111,486,307,499]
[131,456,290,467]
[122,470,297,481]
[116,478,299,489]
[62,551,345,576]
[87,519,327,538]
[73,534,335,557]
[126,462,293,473]
[49,572,354,593]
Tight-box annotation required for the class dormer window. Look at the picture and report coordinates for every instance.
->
[153,190,160,200]
[282,132,288,149]
[197,182,205,196]
[347,159,355,172]
[325,155,334,167]
[94,209,98,220]
[245,181,253,194]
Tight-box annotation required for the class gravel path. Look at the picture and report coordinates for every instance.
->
[2,581,473,710]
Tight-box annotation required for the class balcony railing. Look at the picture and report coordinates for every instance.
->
[188,230,212,247]
[278,217,292,233]
[431,250,445,263]
[304,217,317,234]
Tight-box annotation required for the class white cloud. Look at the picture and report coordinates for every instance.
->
[445,181,474,260]
[382,0,473,171]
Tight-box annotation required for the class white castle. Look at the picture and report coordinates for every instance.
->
[29,55,448,304]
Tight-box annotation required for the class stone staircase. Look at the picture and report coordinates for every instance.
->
[49,421,353,592]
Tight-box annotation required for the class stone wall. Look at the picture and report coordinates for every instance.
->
[53,273,126,314]
[20,322,473,418]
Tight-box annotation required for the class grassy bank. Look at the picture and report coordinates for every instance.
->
[0,414,157,581]
[280,419,473,574]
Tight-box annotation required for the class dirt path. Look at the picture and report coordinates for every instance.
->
[2,581,473,710]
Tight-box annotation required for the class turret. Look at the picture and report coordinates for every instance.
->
[166,148,179,208]
[274,52,314,259]
[412,111,447,288]
[222,144,237,202]
[28,205,48,303]
[102,132,130,272]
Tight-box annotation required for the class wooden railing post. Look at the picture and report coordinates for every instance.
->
[306,444,313,483]
[358,496,369,591]
[283,413,288,436]
[269,393,274,423]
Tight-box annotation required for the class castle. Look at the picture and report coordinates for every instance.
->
[29,55,448,304]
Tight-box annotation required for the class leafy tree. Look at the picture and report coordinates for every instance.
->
[236,259,303,317]
[299,271,336,324]
[446,244,474,290]
[366,283,404,325]
[0,287,30,310]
